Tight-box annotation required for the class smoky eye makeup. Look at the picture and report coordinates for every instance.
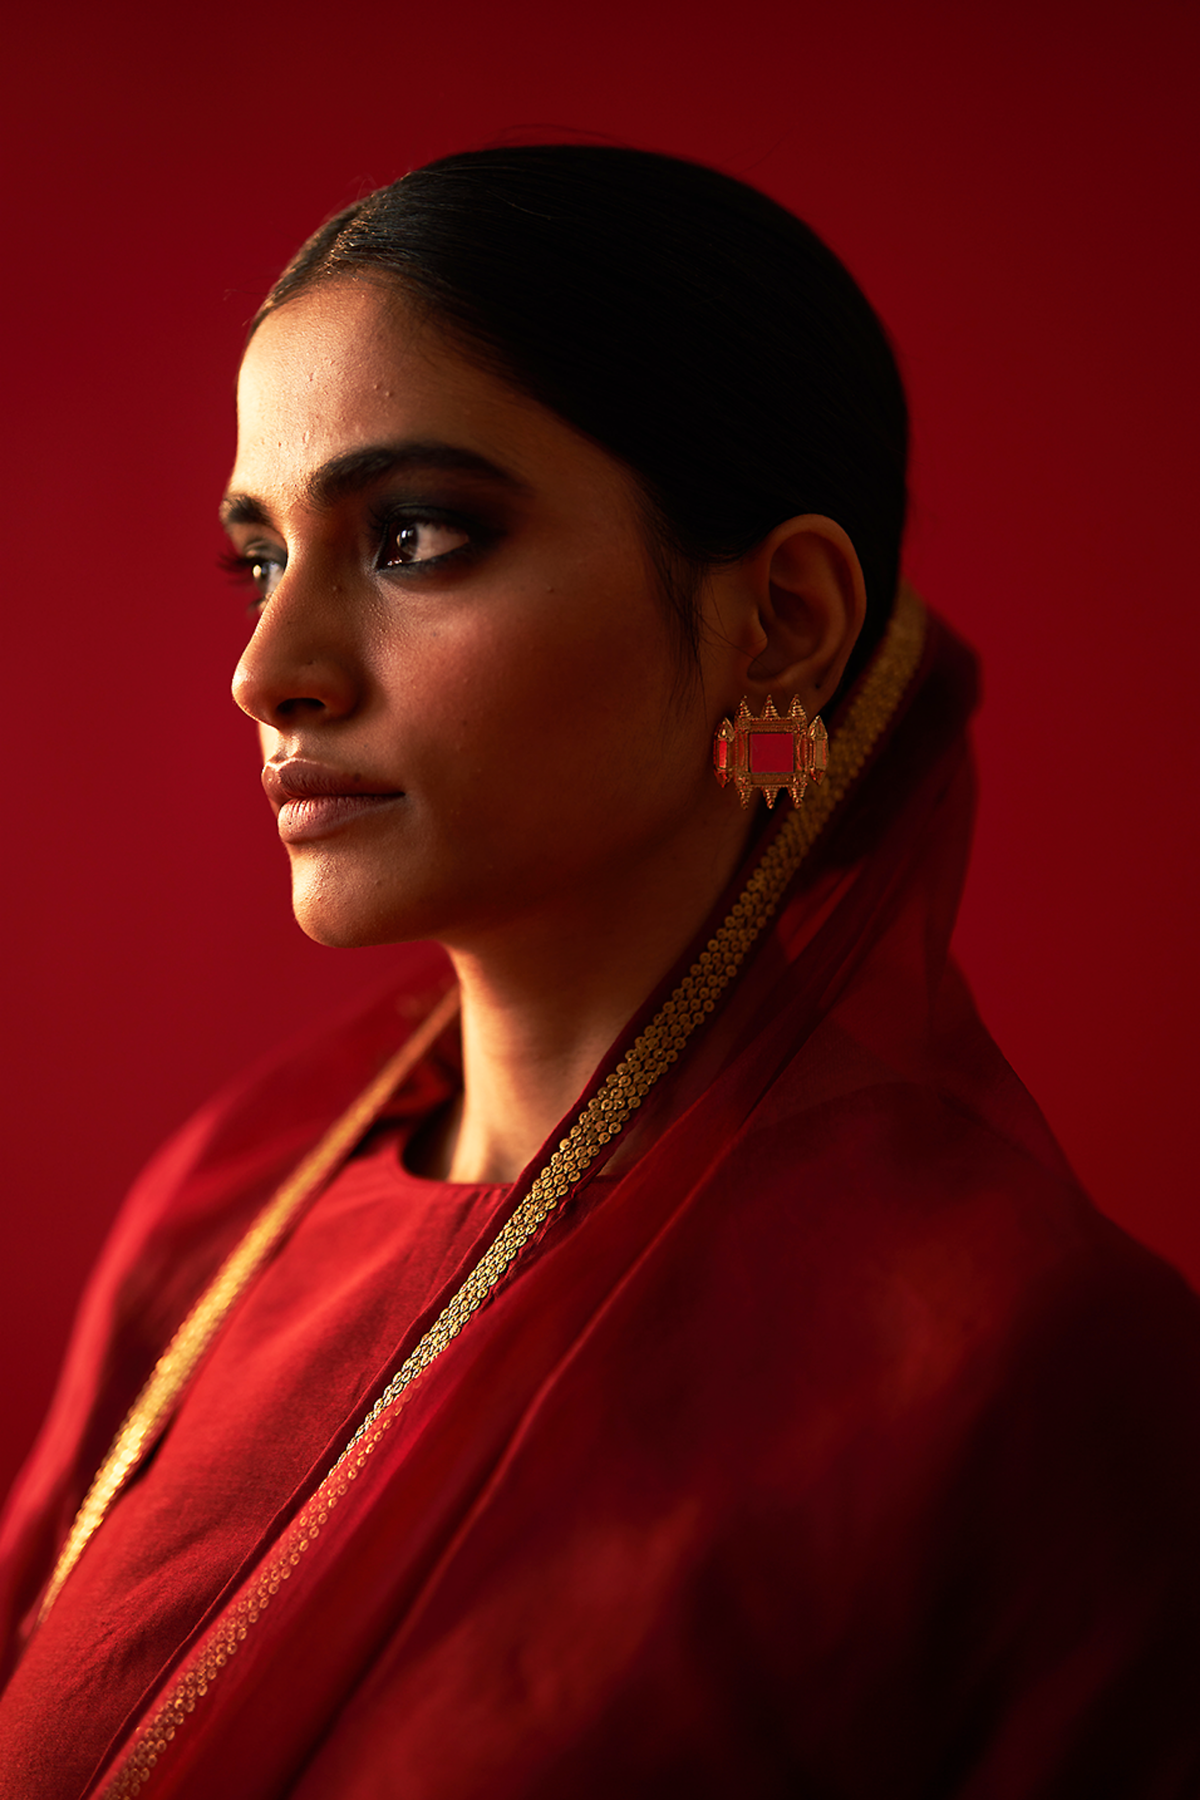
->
[216,468,516,611]
[365,492,506,576]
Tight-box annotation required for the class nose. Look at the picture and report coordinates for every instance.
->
[231,569,360,729]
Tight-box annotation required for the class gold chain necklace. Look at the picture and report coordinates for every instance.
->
[38,587,926,1635]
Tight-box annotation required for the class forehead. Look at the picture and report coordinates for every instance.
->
[231,278,613,506]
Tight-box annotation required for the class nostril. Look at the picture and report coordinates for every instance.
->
[231,620,360,726]
[276,696,328,718]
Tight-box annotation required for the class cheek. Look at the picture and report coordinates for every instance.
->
[380,576,680,780]
[487,630,671,790]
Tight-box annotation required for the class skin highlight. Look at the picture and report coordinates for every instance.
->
[227,277,865,1181]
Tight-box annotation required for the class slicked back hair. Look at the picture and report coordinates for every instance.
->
[257,145,908,695]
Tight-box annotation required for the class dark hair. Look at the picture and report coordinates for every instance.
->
[258,145,908,695]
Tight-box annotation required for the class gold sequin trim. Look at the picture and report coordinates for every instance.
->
[98,587,925,1795]
[101,1412,398,1797]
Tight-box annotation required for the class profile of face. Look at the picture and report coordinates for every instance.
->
[226,279,862,955]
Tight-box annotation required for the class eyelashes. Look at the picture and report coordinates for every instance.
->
[365,501,479,571]
[218,546,284,610]
[220,504,490,609]
[218,548,274,582]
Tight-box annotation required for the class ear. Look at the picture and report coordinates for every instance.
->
[741,516,867,718]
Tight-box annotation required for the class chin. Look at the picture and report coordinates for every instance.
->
[292,902,410,950]
[284,828,463,950]
[289,875,437,951]
[296,917,384,950]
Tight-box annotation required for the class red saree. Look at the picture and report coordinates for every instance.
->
[3,605,1199,1797]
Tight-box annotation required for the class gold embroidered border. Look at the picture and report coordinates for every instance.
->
[38,987,463,1627]
[98,587,926,1795]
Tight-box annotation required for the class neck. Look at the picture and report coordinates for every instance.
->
[420,806,758,1184]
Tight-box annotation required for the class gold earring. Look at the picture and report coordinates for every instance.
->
[712,696,828,809]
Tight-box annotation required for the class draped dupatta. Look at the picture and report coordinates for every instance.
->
[4,599,1200,1799]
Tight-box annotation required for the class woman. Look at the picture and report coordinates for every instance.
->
[2,145,1198,1797]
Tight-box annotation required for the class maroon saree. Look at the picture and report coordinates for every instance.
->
[3,605,1199,1798]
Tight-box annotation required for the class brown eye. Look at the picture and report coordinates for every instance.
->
[382,519,471,567]
[220,544,285,608]
[250,556,284,598]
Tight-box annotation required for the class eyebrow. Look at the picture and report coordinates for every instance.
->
[218,439,531,528]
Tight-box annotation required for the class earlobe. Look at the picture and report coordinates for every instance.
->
[744,515,867,715]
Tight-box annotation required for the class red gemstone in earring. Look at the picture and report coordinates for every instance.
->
[713,719,735,787]
[711,696,828,808]
[749,732,794,773]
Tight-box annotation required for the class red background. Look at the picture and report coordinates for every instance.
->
[2,0,1197,1508]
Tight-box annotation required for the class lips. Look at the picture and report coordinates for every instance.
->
[262,760,404,844]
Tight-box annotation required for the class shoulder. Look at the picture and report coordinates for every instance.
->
[91,945,454,1339]
[0,949,453,1655]
[667,1086,1200,1788]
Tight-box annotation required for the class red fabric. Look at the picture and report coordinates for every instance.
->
[3,613,1200,1797]
[0,1126,537,1794]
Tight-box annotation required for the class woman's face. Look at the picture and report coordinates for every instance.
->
[227,278,752,950]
